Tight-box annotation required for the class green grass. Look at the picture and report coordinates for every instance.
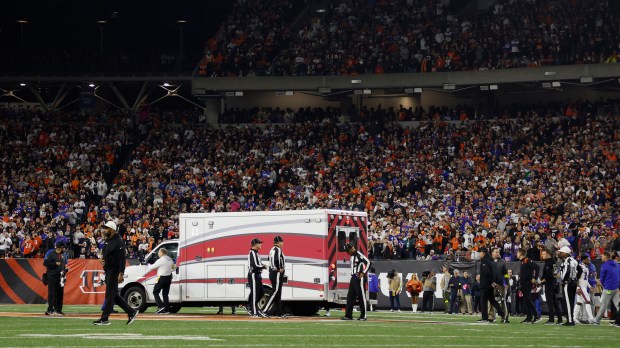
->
[0,305,618,347]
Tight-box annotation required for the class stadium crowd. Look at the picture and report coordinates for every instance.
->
[3,97,620,263]
[199,0,620,77]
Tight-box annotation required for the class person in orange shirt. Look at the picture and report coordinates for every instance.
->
[451,233,461,251]
[33,232,43,252]
[22,235,35,258]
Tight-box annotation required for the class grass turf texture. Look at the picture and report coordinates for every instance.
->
[0,305,618,347]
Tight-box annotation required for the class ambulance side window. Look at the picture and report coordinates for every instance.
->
[337,231,347,252]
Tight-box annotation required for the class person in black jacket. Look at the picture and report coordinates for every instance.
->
[43,241,67,316]
[517,248,540,323]
[93,221,138,326]
[477,247,506,323]
[540,247,560,324]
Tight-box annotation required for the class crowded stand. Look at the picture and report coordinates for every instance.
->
[5,98,620,262]
[0,109,136,259]
[198,0,620,77]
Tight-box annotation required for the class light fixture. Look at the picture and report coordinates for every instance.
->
[354,90,363,95]
[316,9,326,13]
[97,20,107,24]
[489,85,498,90]
[351,79,362,84]
[177,20,187,24]
[88,83,95,88]
[414,87,422,93]
[551,81,561,88]
[579,76,593,84]
[17,20,29,24]
[404,88,414,94]
[163,82,171,87]
[362,89,371,95]
[479,86,489,91]
[285,91,294,96]
[234,91,243,96]
[443,83,456,90]
[542,82,552,88]
[19,83,26,87]
[544,71,556,76]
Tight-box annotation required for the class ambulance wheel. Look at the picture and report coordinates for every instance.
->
[169,304,181,313]
[124,286,148,313]
[258,286,274,314]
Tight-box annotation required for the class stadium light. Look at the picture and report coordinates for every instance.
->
[163,82,171,87]
[19,83,26,87]
[316,9,326,13]
[88,83,96,88]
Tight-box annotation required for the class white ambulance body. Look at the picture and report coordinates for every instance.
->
[119,210,369,315]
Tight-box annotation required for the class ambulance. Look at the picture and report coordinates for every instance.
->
[119,210,369,315]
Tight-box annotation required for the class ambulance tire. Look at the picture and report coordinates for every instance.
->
[124,286,148,313]
[258,285,274,313]
[169,304,181,313]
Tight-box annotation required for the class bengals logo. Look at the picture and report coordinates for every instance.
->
[80,270,106,294]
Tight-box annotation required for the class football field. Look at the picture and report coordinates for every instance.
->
[0,305,618,347]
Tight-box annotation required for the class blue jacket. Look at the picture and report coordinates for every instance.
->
[368,273,379,293]
[600,260,619,291]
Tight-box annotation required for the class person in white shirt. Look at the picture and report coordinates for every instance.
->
[147,248,175,314]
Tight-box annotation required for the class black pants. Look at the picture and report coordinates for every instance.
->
[153,275,172,310]
[521,288,536,320]
[100,270,133,321]
[345,276,367,319]
[449,290,459,314]
[47,275,64,312]
[480,287,504,320]
[562,281,577,324]
[544,284,558,321]
[264,271,284,316]
[473,295,480,312]
[421,290,434,311]
[248,272,264,315]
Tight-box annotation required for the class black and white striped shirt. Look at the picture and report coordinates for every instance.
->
[269,246,285,271]
[350,251,370,276]
[561,256,578,282]
[248,249,265,274]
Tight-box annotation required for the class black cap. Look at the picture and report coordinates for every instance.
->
[479,247,488,254]
[274,235,284,243]
[251,238,263,246]
[55,241,65,248]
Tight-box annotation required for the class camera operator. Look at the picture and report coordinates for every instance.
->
[43,242,67,316]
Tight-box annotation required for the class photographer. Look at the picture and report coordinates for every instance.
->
[387,269,402,312]
[420,270,436,313]
[43,242,67,316]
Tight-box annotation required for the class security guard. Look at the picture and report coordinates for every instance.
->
[341,242,370,321]
[264,235,287,318]
[517,247,539,323]
[558,246,579,326]
[43,241,67,316]
[148,248,175,314]
[247,238,268,318]
[93,221,138,325]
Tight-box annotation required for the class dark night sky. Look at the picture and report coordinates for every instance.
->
[0,0,232,52]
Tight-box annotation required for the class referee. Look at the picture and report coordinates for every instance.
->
[558,246,578,326]
[148,248,175,314]
[264,235,287,318]
[247,238,268,318]
[341,242,370,321]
